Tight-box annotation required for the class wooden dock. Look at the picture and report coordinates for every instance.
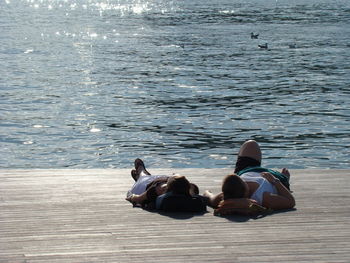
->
[0,168,349,262]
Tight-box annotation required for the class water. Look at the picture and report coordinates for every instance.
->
[1,0,349,169]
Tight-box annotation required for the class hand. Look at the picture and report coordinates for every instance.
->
[126,194,136,203]
[203,190,212,198]
[261,172,276,183]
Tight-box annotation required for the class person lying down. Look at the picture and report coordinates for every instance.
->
[125,159,207,212]
[126,155,295,216]
[204,139,295,216]
[204,172,295,216]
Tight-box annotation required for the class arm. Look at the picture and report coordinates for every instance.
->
[126,192,148,205]
[261,172,295,210]
[126,179,164,206]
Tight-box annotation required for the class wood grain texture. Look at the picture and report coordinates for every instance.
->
[0,169,349,263]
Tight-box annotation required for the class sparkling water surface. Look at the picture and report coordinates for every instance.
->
[1,0,349,169]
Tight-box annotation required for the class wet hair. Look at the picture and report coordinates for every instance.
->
[166,175,191,195]
[222,174,247,200]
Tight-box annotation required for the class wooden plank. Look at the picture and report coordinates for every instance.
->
[0,169,349,262]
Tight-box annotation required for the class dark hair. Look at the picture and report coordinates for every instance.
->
[190,183,199,195]
[166,175,191,195]
[222,174,247,200]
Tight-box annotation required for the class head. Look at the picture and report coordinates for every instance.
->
[222,174,249,200]
[166,175,191,195]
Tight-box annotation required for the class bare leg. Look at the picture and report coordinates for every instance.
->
[237,140,262,163]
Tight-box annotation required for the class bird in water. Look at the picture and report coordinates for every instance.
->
[251,32,259,39]
[258,43,268,49]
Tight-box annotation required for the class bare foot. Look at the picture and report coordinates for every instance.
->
[281,168,290,179]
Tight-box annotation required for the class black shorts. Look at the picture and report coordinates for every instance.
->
[234,156,261,174]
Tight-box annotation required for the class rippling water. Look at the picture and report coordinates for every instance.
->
[1,0,349,169]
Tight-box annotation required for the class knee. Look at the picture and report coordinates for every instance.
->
[239,140,262,161]
[243,140,259,147]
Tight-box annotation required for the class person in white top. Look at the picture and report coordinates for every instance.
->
[239,171,278,205]
[127,167,168,196]
[204,140,295,210]
[126,159,200,207]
